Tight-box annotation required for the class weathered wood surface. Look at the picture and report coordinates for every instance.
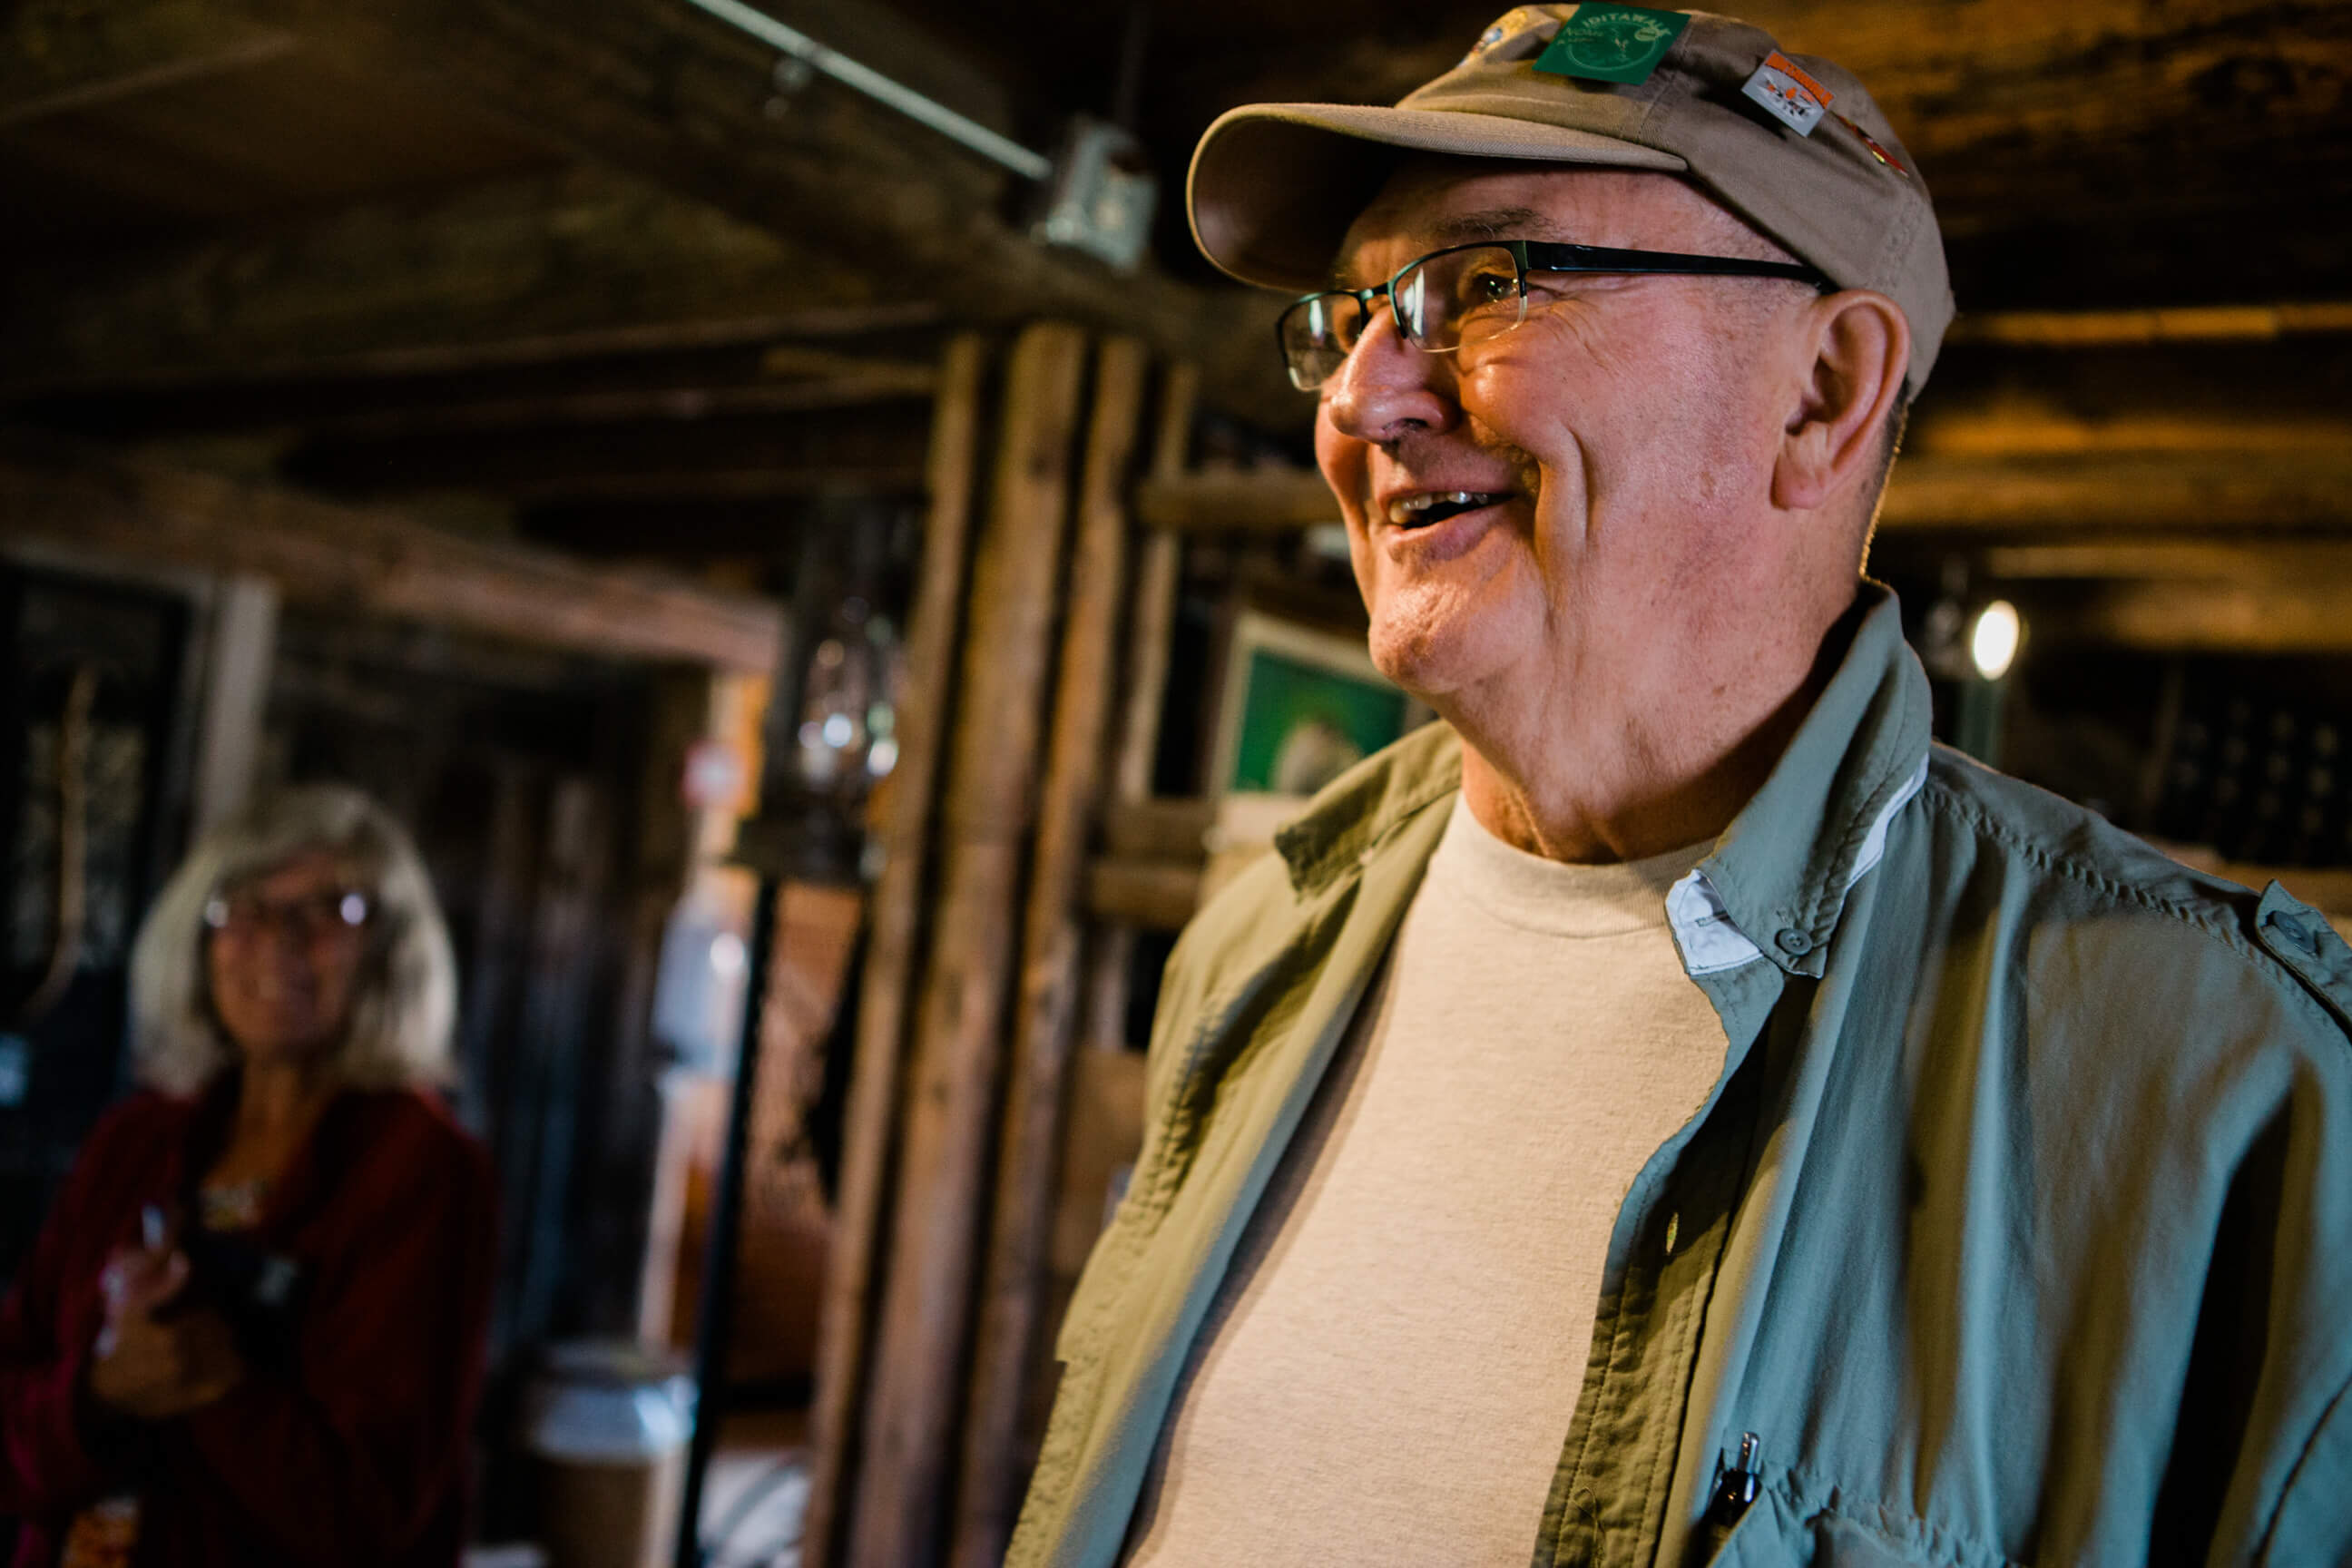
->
[1079,363,1201,1054]
[182,0,1291,424]
[1879,452,2352,533]
[1083,858,1207,932]
[0,165,890,397]
[2080,580,2352,654]
[7,0,2348,433]
[1979,541,2352,583]
[0,0,295,126]
[1946,302,2352,348]
[954,335,1151,1568]
[848,322,1088,1568]
[1135,466,1338,534]
[276,399,930,500]
[801,333,988,1568]
[1121,362,1205,808]
[277,368,936,443]
[1100,796,1218,864]
[0,437,784,669]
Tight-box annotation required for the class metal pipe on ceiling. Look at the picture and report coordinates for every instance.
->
[681,0,1054,181]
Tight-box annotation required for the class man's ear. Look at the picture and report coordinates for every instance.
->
[1772,290,1910,513]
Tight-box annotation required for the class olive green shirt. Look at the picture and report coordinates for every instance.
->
[1010,587,2352,1568]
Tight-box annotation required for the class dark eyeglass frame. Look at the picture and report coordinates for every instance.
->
[1278,239,1836,392]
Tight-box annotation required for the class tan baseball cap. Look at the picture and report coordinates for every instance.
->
[1189,5,1954,391]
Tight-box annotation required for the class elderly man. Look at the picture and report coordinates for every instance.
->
[1011,8,2352,1566]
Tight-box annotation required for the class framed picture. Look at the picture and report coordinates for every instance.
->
[1208,610,1426,801]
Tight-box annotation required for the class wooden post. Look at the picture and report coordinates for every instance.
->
[950,336,1151,1567]
[1080,361,1199,1053]
[191,573,279,836]
[801,333,988,1568]
[848,321,1090,1568]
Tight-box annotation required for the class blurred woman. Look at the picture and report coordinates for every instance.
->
[0,786,496,1567]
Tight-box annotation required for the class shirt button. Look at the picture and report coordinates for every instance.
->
[1775,928,1814,956]
[2269,910,2318,954]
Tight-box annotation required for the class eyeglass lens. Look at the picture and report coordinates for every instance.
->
[1281,244,1529,391]
[204,889,372,940]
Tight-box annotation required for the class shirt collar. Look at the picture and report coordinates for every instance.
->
[1275,583,1933,979]
[1684,583,1933,978]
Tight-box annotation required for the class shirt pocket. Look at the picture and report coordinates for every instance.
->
[1706,1492,1965,1568]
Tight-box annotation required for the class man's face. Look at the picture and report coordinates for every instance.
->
[1316,162,1811,710]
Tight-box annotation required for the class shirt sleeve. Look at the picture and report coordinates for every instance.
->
[173,1122,498,1564]
[0,1108,138,1517]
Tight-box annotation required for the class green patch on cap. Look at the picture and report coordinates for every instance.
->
[1534,3,1690,84]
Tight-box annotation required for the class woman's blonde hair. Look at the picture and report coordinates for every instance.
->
[129,785,459,1095]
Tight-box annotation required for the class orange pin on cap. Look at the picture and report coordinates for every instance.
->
[1741,49,1833,135]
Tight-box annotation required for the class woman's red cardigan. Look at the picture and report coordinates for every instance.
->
[0,1081,496,1567]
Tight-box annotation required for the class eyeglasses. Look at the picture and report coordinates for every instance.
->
[203,888,374,943]
[1277,240,1833,392]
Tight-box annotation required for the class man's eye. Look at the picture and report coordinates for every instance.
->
[1463,271,1516,306]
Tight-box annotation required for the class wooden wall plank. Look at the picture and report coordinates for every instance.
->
[848,321,1089,1568]
[953,336,1151,1567]
[802,332,988,1568]
[1080,363,1200,1054]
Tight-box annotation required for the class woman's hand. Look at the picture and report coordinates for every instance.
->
[88,1242,245,1421]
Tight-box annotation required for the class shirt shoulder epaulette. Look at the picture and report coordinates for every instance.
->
[2248,880,2352,1042]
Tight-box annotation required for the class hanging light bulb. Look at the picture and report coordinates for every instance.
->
[1969,600,2022,681]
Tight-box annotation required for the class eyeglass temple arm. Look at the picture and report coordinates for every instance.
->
[1514,240,1831,289]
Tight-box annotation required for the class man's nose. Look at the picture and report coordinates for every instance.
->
[1321,308,1459,446]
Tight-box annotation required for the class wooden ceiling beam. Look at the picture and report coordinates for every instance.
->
[516,493,916,556]
[8,300,942,399]
[201,0,1293,424]
[7,319,947,450]
[1975,541,2352,584]
[278,401,931,496]
[0,0,295,126]
[0,436,785,670]
[1132,468,1336,533]
[2076,580,2352,655]
[509,466,927,505]
[1877,452,2352,534]
[288,372,936,442]
[0,164,897,400]
[1947,302,2352,349]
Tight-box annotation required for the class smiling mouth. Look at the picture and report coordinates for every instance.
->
[1387,491,1511,529]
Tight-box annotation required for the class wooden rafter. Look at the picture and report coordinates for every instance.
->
[0,438,784,670]
[1,165,894,397]
[0,0,294,125]
[188,0,1293,424]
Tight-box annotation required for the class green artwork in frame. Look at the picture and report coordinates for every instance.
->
[1214,612,1423,799]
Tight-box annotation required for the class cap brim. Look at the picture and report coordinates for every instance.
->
[1189,104,1689,293]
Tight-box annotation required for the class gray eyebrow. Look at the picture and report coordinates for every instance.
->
[1328,207,1565,287]
[1432,206,1555,242]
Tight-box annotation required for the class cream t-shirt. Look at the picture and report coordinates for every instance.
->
[1122,796,1730,1566]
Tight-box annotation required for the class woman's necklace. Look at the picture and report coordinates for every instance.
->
[198,1177,268,1232]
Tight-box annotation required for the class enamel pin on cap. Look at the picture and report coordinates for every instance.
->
[1833,111,1911,175]
[1534,3,1691,84]
[1740,49,1832,135]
